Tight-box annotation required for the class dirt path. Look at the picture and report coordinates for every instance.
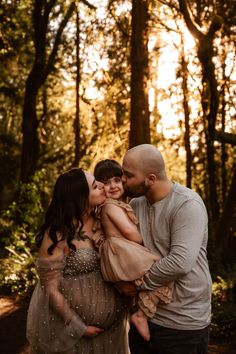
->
[0,296,235,354]
[0,297,30,354]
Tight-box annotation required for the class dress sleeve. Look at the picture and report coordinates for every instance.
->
[104,198,139,225]
[27,256,87,352]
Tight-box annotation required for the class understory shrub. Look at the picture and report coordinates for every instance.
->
[211,274,236,339]
[0,169,48,298]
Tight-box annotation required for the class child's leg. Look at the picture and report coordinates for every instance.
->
[130,308,150,341]
[131,278,173,342]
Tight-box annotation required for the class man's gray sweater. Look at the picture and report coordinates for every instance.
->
[130,182,212,330]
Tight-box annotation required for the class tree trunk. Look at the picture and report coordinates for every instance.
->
[73,4,81,167]
[215,163,236,262]
[20,69,41,182]
[130,0,150,147]
[220,47,227,203]
[178,0,222,224]
[20,0,75,182]
[180,41,192,188]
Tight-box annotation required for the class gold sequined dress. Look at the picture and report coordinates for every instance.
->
[26,248,129,354]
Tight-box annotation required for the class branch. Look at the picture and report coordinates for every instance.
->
[108,3,130,39]
[207,15,223,39]
[214,130,236,146]
[80,0,96,10]
[43,1,76,81]
[157,0,180,13]
[178,0,204,41]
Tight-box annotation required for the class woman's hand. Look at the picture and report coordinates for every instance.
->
[84,326,104,337]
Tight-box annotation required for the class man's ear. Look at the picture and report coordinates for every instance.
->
[145,173,157,186]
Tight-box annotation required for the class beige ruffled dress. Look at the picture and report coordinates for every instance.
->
[99,199,173,318]
[27,247,129,354]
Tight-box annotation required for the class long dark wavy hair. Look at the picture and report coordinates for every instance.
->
[36,168,89,254]
[94,159,123,182]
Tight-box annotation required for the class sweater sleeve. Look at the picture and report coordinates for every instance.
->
[141,199,208,290]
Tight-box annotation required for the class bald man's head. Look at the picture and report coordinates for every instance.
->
[123,144,166,180]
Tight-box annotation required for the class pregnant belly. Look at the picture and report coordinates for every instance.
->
[62,271,125,329]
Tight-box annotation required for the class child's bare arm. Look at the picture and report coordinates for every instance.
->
[101,203,143,244]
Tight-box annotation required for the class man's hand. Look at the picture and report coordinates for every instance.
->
[116,281,138,296]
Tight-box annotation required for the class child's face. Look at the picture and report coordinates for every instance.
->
[103,176,124,200]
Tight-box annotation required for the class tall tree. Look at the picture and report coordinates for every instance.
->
[20,0,75,182]
[178,0,222,224]
[129,0,150,147]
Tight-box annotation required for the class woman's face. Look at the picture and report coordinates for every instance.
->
[85,172,106,208]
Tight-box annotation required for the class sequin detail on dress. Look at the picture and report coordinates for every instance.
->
[27,248,129,354]
[63,248,100,277]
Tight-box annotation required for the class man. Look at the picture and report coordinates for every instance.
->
[121,144,212,354]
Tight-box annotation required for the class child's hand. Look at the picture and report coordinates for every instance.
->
[116,281,138,296]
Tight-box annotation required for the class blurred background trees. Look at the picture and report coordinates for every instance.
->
[0,0,235,339]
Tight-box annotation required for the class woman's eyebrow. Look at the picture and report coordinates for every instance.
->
[92,179,96,186]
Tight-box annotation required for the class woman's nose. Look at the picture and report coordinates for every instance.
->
[121,174,127,183]
[98,181,104,189]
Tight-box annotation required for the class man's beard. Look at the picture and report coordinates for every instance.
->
[125,181,150,198]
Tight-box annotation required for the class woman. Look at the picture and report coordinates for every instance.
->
[26,168,129,354]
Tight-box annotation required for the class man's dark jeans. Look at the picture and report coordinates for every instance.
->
[129,322,210,354]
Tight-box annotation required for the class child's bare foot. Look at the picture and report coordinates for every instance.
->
[130,309,150,341]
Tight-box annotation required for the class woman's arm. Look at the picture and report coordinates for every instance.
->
[101,203,142,244]
[38,233,103,337]
[38,234,81,323]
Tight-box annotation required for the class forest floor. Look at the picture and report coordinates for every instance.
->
[0,296,236,354]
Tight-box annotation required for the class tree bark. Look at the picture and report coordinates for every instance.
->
[129,0,150,147]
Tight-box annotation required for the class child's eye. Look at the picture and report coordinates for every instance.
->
[114,177,121,183]
[103,181,108,185]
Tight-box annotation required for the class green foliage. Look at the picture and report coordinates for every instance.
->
[0,248,38,299]
[211,275,236,338]
[0,169,47,298]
